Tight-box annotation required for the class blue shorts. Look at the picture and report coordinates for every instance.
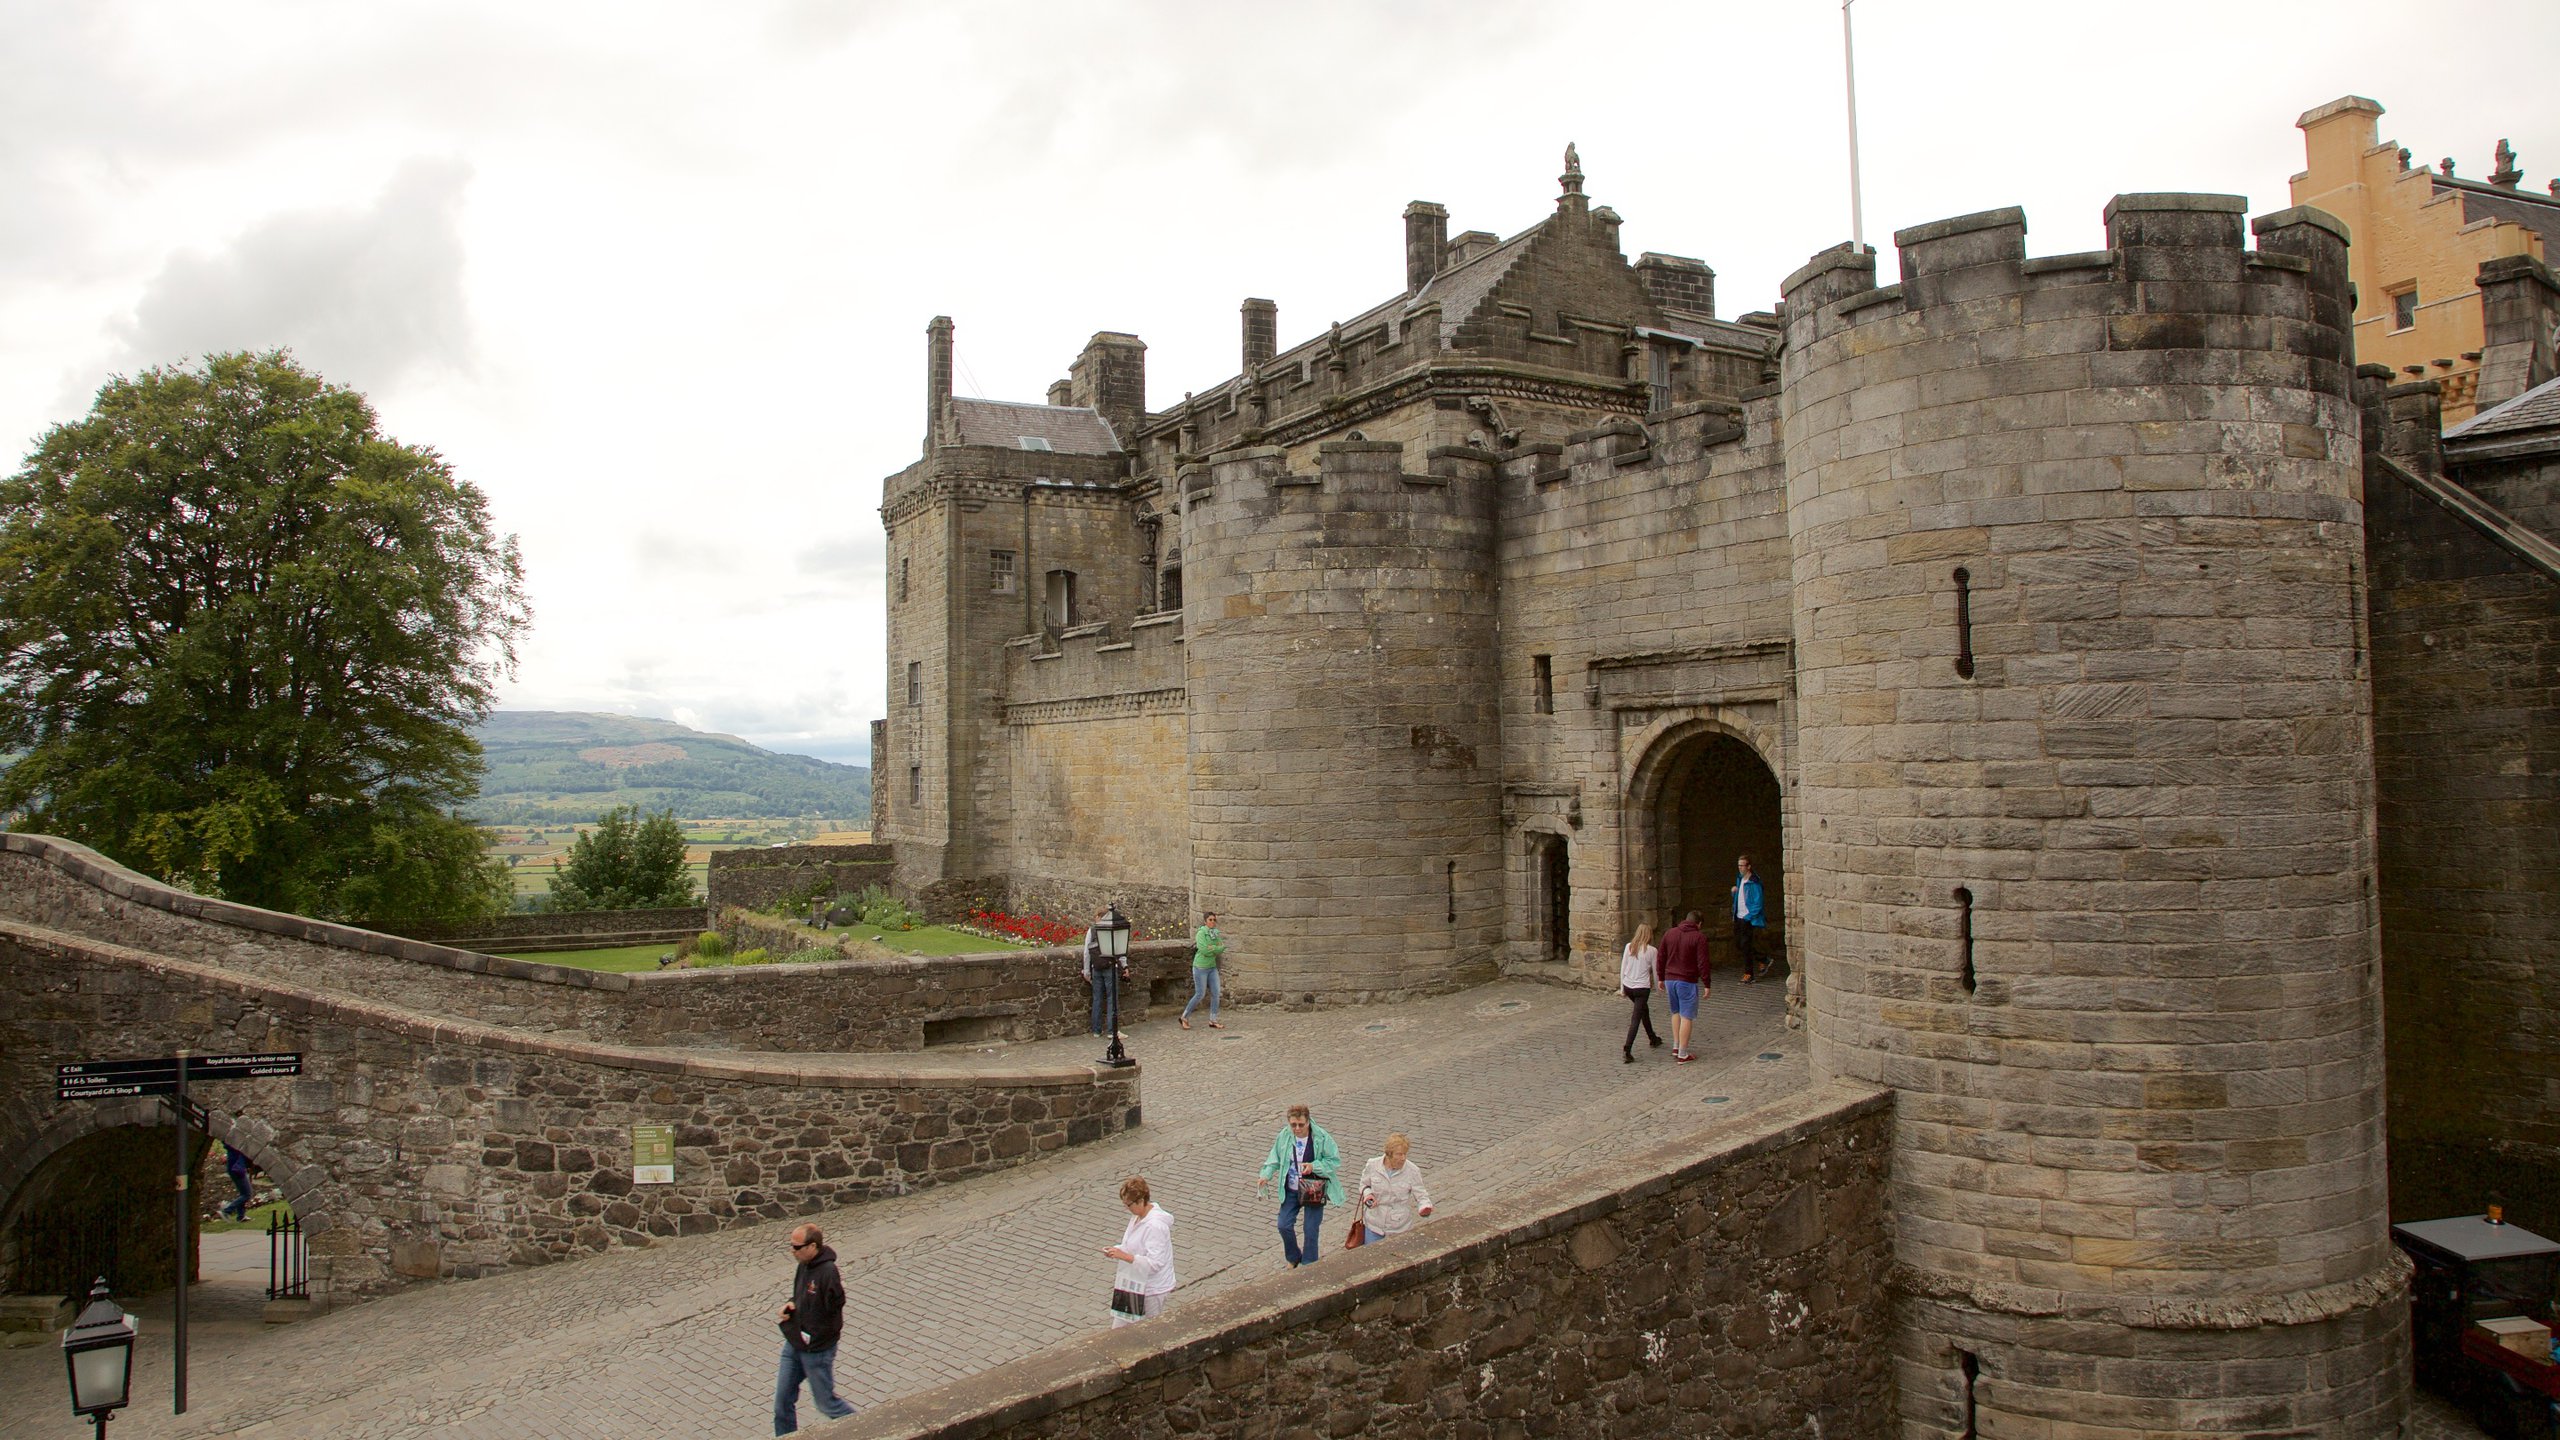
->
[1663,979,1701,1018]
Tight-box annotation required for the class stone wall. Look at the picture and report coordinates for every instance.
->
[998,611,1192,928]
[0,921,1139,1298]
[2366,380,2560,1236]
[1780,198,2406,1437]
[1490,395,1794,990]
[389,907,709,953]
[0,833,1182,1055]
[707,843,897,914]
[827,1085,1894,1440]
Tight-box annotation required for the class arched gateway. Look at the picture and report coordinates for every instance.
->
[1625,722,1785,976]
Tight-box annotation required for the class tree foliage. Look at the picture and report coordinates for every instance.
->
[547,806,695,911]
[0,351,530,925]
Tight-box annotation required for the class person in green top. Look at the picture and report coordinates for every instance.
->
[1255,1103,1343,1266]
[1181,911,1225,1030]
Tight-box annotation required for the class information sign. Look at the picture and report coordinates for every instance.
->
[56,1053,302,1102]
[632,1123,675,1185]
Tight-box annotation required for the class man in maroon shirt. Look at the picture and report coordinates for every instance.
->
[1657,910,1710,1062]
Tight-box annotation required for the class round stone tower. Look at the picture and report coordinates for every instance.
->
[1779,196,2406,1435]
[1180,439,1503,999]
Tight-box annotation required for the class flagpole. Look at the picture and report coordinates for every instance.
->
[1843,0,1866,249]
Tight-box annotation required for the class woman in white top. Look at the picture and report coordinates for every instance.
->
[1103,1175,1175,1327]
[1357,1133,1434,1242]
[1620,921,1662,1063]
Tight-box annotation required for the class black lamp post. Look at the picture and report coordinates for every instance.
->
[1098,904,1135,1068]
[61,1277,136,1437]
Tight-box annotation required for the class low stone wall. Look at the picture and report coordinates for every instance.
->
[0,921,1140,1298]
[702,908,1201,1049]
[389,907,710,953]
[827,1085,1895,1440]
[0,835,1191,1054]
[708,843,896,913]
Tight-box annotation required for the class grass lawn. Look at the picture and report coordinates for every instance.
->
[851,924,1034,957]
[493,942,676,973]
[204,1199,290,1234]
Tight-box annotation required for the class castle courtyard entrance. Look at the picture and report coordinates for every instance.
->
[1632,727,1784,974]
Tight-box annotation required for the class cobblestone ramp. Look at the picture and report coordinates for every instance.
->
[0,978,1813,1439]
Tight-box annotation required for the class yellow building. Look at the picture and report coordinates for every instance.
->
[2293,95,2558,422]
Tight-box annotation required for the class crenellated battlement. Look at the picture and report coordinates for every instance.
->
[1000,609,1185,719]
[1780,194,2354,364]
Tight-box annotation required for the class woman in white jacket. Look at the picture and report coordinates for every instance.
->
[1357,1133,1434,1242]
[1103,1175,1175,1326]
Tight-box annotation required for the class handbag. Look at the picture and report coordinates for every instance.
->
[1297,1169,1328,1206]
[1109,1286,1146,1316]
[1344,1200,1368,1250]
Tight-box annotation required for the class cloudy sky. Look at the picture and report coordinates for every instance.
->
[6,2,2554,768]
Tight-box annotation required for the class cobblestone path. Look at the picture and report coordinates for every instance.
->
[6,974,1783,1437]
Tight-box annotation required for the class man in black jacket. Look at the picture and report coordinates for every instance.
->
[773,1224,855,1434]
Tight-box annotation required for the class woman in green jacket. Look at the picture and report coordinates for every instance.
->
[1255,1103,1343,1267]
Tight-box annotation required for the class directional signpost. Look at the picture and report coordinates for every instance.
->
[54,1052,301,1416]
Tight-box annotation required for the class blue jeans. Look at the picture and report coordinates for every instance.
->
[1278,1185,1324,1265]
[1089,969,1118,1035]
[1181,965,1220,1022]
[774,1339,855,1435]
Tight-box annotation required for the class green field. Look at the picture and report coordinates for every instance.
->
[487,816,868,905]
[493,943,676,972]
[857,925,1035,956]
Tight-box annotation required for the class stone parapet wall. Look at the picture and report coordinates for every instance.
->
[828,1084,1895,1440]
[389,907,710,953]
[707,843,897,913]
[0,921,1139,1299]
[0,833,1177,1055]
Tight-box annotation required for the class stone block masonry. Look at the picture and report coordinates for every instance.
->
[826,1084,1895,1440]
[708,842,897,913]
[0,921,1138,1298]
[1781,197,2405,1435]
[385,905,709,953]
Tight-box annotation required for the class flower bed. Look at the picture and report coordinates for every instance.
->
[958,909,1120,947]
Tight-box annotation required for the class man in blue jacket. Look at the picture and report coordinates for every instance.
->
[1733,855,1768,983]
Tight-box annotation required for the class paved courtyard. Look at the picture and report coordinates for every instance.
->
[0,974,1832,1438]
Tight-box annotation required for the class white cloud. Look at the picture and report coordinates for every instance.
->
[114,157,477,392]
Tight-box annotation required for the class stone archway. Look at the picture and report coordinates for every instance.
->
[0,1098,329,1298]
[1626,722,1785,976]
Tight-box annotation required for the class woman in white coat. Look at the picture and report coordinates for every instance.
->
[1357,1133,1434,1243]
[1103,1175,1175,1326]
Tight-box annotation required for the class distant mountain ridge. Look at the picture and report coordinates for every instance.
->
[467,711,869,825]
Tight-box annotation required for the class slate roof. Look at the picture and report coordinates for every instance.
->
[2437,176,2560,261]
[2445,373,2560,442]
[947,397,1122,454]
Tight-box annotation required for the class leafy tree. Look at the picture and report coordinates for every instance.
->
[547,806,695,910]
[0,351,529,925]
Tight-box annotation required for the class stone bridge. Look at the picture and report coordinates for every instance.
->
[0,834,1144,1299]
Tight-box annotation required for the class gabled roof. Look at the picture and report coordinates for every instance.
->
[2445,373,2560,443]
[948,397,1121,454]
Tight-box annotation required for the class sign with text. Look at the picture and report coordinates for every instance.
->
[631,1123,675,1185]
[56,1053,302,1102]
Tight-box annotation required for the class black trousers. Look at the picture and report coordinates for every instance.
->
[1733,920,1762,977]
[1622,985,1659,1051]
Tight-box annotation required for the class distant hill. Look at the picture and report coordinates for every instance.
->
[466,711,870,825]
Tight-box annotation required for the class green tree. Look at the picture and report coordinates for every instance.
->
[0,351,529,925]
[547,806,695,910]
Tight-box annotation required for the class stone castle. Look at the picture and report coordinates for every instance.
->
[876,146,2560,1434]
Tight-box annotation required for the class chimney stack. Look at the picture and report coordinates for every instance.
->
[926,316,954,451]
[2473,254,2560,411]
[1404,201,1449,294]
[1047,379,1073,407]
[1070,332,1147,445]
[1241,298,1277,371]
